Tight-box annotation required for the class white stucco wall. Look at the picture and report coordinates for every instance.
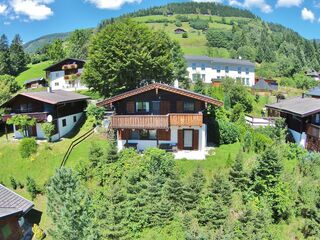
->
[116,124,207,152]
[58,112,83,138]
[49,69,88,91]
[186,60,255,86]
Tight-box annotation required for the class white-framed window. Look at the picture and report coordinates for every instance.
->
[136,102,150,113]
[225,66,229,73]
[246,78,249,85]
[238,67,242,74]
[201,74,206,81]
[217,66,221,73]
[217,76,221,79]
[55,82,59,86]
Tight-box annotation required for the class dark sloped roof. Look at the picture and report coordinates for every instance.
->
[307,86,320,97]
[252,78,278,91]
[184,55,255,67]
[24,77,45,85]
[44,58,86,72]
[2,90,90,107]
[97,83,223,107]
[0,184,34,219]
[266,97,320,117]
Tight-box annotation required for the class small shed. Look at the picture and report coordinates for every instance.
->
[174,28,187,34]
[24,77,47,89]
[252,78,278,94]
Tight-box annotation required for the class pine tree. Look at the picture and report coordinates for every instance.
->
[229,151,249,191]
[163,172,185,210]
[106,141,119,163]
[209,174,233,206]
[0,34,12,75]
[9,34,27,75]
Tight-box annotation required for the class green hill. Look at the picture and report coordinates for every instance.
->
[15,61,52,86]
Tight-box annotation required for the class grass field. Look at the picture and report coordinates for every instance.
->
[15,61,52,86]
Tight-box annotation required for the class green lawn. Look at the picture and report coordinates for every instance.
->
[15,61,52,86]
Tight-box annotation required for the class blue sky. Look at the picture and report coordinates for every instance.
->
[0,0,319,43]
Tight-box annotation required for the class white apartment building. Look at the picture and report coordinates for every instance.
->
[185,55,256,86]
[45,58,88,91]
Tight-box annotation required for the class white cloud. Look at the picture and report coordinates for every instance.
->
[192,0,223,2]
[301,7,315,22]
[86,0,142,10]
[0,3,7,14]
[229,0,272,13]
[9,0,54,20]
[276,0,303,7]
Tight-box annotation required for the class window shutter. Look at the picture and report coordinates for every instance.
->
[195,101,202,112]
[177,101,183,113]
[157,129,171,141]
[193,130,199,150]
[178,130,183,150]
[126,101,135,114]
[160,101,170,114]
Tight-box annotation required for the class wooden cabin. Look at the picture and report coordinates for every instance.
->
[266,96,320,151]
[2,90,89,141]
[98,83,223,159]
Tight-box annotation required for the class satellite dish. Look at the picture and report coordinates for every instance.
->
[47,115,53,123]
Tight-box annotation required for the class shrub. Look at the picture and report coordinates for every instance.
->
[175,20,182,27]
[19,138,37,158]
[41,122,55,142]
[17,181,24,189]
[182,32,188,38]
[10,176,17,189]
[26,176,38,200]
[253,133,273,153]
[218,121,240,145]
[189,19,209,30]
[32,224,45,240]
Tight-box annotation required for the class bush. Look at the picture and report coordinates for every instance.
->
[175,20,182,27]
[19,138,37,158]
[253,133,273,153]
[26,176,38,200]
[182,32,188,38]
[189,19,209,30]
[41,122,55,142]
[10,176,17,190]
[218,120,240,145]
[32,224,45,240]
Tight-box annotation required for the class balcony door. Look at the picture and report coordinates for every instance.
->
[183,130,193,150]
[152,101,160,115]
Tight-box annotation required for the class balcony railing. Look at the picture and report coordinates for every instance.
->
[307,124,320,139]
[169,113,203,127]
[110,113,203,129]
[3,112,49,122]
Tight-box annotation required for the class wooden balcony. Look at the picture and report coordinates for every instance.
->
[111,115,169,129]
[2,112,49,122]
[169,113,203,127]
[110,113,203,129]
[307,124,320,139]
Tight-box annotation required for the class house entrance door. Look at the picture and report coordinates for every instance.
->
[183,130,193,150]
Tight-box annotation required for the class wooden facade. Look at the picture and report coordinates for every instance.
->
[0,215,22,240]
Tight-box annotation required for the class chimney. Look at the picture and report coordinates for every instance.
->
[174,80,179,88]
[47,87,52,93]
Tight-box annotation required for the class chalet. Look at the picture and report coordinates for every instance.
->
[44,58,87,91]
[306,70,320,81]
[174,28,187,34]
[306,86,320,99]
[98,83,223,160]
[2,90,90,141]
[0,184,34,240]
[266,96,320,151]
[23,77,47,90]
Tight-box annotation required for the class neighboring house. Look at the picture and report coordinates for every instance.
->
[24,77,47,90]
[252,78,278,93]
[97,83,223,160]
[2,90,90,141]
[306,70,320,81]
[185,55,255,86]
[306,86,320,98]
[44,58,87,91]
[0,184,34,240]
[266,96,320,151]
[174,28,187,34]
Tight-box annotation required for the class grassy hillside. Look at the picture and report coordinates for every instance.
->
[15,61,52,86]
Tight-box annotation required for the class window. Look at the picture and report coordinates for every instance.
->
[136,102,150,113]
[149,130,157,140]
[192,63,196,70]
[131,130,140,140]
[217,76,221,79]
[201,64,205,70]
[55,82,59,86]
[192,73,201,81]
[201,74,206,81]
[238,67,242,74]
[140,130,149,140]
[184,101,195,112]
[225,66,229,73]
[242,78,245,85]
[246,78,249,86]
[217,66,221,73]
[73,116,77,123]
[55,72,59,78]
[130,130,157,140]
[1,224,12,239]
[62,119,67,127]
[246,67,249,75]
